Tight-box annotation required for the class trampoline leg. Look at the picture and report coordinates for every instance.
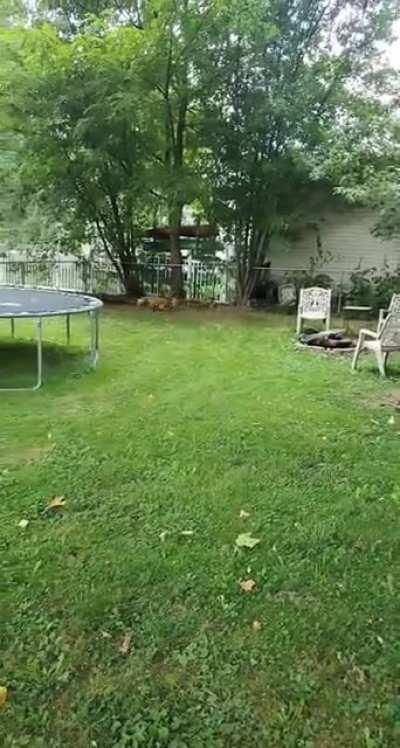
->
[90,310,99,368]
[0,318,43,391]
[33,319,43,390]
[11,318,15,338]
[66,314,71,344]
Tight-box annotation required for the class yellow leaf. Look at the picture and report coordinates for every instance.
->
[45,496,66,511]
[252,620,262,631]
[18,519,29,529]
[100,631,112,639]
[239,510,250,519]
[0,687,8,707]
[240,579,256,593]
[236,533,260,549]
[118,633,132,655]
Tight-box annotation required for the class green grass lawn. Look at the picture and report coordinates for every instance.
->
[1,307,400,747]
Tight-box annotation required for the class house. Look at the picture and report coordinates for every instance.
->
[268,207,400,287]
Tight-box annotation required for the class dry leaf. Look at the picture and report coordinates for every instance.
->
[240,579,256,593]
[0,687,7,707]
[159,530,169,543]
[252,620,262,631]
[119,633,132,655]
[18,519,29,529]
[235,533,260,549]
[45,496,66,511]
[181,530,194,536]
[239,510,250,519]
[100,631,112,639]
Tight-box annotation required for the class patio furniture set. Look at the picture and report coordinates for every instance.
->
[297,287,400,377]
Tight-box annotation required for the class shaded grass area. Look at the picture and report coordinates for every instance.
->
[1,308,400,747]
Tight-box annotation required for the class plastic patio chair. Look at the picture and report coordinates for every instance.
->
[352,312,400,377]
[378,293,400,334]
[296,287,331,335]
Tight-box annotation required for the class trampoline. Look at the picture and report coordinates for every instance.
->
[0,286,103,391]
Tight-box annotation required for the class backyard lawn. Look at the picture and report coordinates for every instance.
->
[1,307,400,747]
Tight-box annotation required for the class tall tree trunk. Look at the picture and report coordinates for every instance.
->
[168,203,185,297]
[122,259,143,297]
[236,225,270,305]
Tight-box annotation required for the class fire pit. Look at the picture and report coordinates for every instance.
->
[297,329,356,353]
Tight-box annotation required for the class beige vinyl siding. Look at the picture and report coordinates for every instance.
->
[269,208,400,276]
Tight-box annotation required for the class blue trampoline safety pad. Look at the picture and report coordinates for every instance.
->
[0,287,103,318]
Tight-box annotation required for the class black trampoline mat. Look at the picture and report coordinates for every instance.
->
[0,287,103,318]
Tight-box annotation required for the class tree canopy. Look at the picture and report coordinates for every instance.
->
[1,0,399,298]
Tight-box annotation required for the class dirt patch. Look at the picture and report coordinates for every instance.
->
[379,390,400,411]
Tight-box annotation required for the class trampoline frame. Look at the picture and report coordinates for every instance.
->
[0,286,102,391]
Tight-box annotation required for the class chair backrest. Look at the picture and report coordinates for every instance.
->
[380,312,400,347]
[299,287,331,315]
[279,283,297,306]
[388,293,400,314]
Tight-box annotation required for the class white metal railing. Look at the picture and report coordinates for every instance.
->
[0,258,356,308]
[0,259,235,302]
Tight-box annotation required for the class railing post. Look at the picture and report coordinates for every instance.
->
[337,272,344,314]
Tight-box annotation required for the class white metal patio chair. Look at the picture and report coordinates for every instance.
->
[352,312,400,377]
[296,287,331,335]
[378,293,400,334]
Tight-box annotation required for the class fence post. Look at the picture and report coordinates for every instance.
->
[20,261,26,287]
[337,272,344,314]
[82,260,91,293]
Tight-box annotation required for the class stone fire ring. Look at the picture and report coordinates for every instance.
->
[295,329,357,354]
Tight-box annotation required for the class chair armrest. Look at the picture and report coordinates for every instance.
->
[359,328,378,339]
[378,308,389,332]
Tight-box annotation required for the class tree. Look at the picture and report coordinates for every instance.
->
[135,1,214,296]
[310,76,400,240]
[199,0,398,303]
[1,0,398,302]
[314,100,400,240]
[35,0,211,297]
[1,23,159,294]
[39,0,148,32]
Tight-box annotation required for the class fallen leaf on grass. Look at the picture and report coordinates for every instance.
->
[252,620,262,631]
[240,579,256,593]
[18,519,29,529]
[118,633,132,655]
[44,496,66,511]
[235,533,260,549]
[181,530,194,536]
[239,510,250,519]
[159,530,169,543]
[0,687,7,707]
[388,416,395,425]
